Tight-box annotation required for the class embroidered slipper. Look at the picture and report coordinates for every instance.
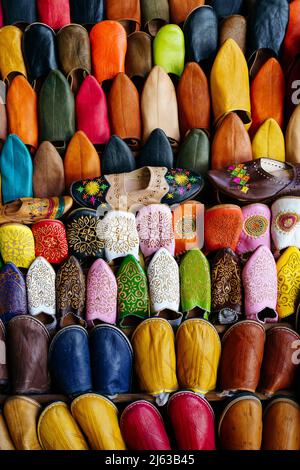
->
[26,257,57,332]
[71,166,204,211]
[32,220,68,265]
[242,245,278,323]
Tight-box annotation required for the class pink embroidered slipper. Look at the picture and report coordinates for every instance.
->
[86,259,117,326]
[237,203,271,255]
[242,246,278,323]
[136,204,175,258]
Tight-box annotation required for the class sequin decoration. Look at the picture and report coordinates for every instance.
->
[227,163,250,194]
[244,215,269,238]
[275,212,300,233]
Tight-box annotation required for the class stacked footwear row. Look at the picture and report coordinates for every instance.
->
[2,198,300,329]
[1,317,299,398]
[1,0,300,452]
[0,392,299,450]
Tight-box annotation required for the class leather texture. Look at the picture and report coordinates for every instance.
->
[211,248,242,324]
[57,24,91,94]
[49,326,92,396]
[0,320,8,388]
[177,62,210,137]
[120,401,171,450]
[39,70,75,150]
[140,0,170,36]
[176,319,220,393]
[7,316,50,394]
[286,104,300,164]
[183,6,218,64]
[106,0,141,34]
[242,246,278,323]
[0,224,35,269]
[0,412,15,450]
[211,37,251,128]
[90,20,127,84]
[276,247,300,318]
[108,73,141,150]
[204,204,243,252]
[38,402,88,450]
[168,391,216,450]
[176,129,210,175]
[259,326,300,395]
[31,220,65,266]
[70,167,204,211]
[71,394,126,450]
[131,318,178,397]
[90,324,133,395]
[211,112,252,170]
[4,396,42,450]
[219,15,247,53]
[138,129,173,169]
[26,256,57,331]
[2,0,37,25]
[170,0,204,24]
[0,26,27,85]
[208,159,300,203]
[252,118,285,162]
[0,263,27,325]
[219,393,262,450]
[0,197,73,226]
[70,0,104,24]
[141,66,180,148]
[262,398,300,450]
[210,0,243,17]
[249,0,289,55]
[0,134,33,204]
[271,197,300,251]
[250,58,285,137]
[180,248,210,319]
[76,75,110,146]
[282,0,300,71]
[7,75,38,152]
[125,31,152,78]
[0,80,7,143]
[116,254,149,327]
[56,256,86,328]
[172,201,204,255]
[220,321,265,392]
[33,142,65,198]
[64,131,101,189]
[36,0,71,30]
[153,24,185,77]
[237,203,271,254]
[101,135,136,175]
[137,206,175,258]
[86,259,117,326]
[23,23,58,85]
